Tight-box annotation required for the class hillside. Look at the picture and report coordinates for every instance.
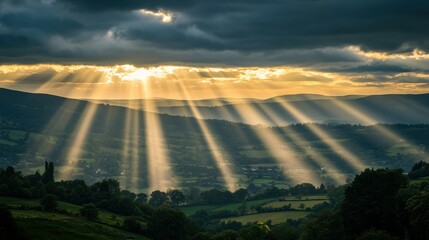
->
[1,88,429,191]
[153,94,429,126]
[0,196,150,240]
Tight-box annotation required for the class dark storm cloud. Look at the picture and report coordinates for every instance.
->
[351,74,429,84]
[55,0,195,12]
[330,64,418,74]
[1,0,429,68]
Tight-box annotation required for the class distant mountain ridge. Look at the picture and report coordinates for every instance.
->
[90,92,429,126]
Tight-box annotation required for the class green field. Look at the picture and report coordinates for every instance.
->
[263,199,327,209]
[281,195,328,200]
[180,195,328,216]
[180,198,278,216]
[239,150,272,158]
[410,176,429,185]
[0,197,149,240]
[15,212,149,240]
[386,142,422,156]
[0,139,16,146]
[221,211,310,225]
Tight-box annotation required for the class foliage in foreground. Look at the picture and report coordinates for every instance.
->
[1,162,429,240]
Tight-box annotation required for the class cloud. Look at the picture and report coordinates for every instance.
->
[0,0,428,71]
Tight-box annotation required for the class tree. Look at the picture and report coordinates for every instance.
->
[319,183,326,193]
[149,190,169,207]
[289,183,317,195]
[150,207,188,240]
[191,232,212,240]
[115,197,136,215]
[0,205,28,240]
[233,188,250,201]
[239,222,271,240]
[168,189,187,206]
[238,202,247,215]
[409,161,429,179]
[300,210,346,240]
[80,203,98,220]
[41,162,54,183]
[5,166,15,177]
[120,190,136,200]
[406,189,429,240]
[123,217,143,234]
[200,189,233,204]
[341,168,408,238]
[356,230,399,240]
[326,185,346,208]
[40,194,57,211]
[270,223,299,240]
[92,179,120,201]
[213,230,242,240]
[135,193,148,204]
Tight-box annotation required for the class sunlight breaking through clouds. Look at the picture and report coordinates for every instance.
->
[3,64,429,100]
[348,46,429,61]
[139,9,173,23]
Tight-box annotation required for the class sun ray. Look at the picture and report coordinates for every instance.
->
[330,99,429,162]
[119,82,142,191]
[120,107,133,189]
[253,102,347,184]
[58,72,106,180]
[176,80,238,192]
[226,99,322,185]
[141,80,176,192]
[275,100,367,172]
[131,109,141,192]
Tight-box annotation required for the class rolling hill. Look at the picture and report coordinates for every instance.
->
[1,88,428,191]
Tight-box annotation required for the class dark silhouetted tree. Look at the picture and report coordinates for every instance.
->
[406,189,429,240]
[80,203,98,220]
[300,210,346,240]
[41,162,54,183]
[167,189,186,206]
[341,168,408,238]
[356,230,399,240]
[213,229,241,240]
[123,217,143,233]
[135,193,148,204]
[149,190,169,207]
[191,232,212,240]
[151,207,187,240]
[233,188,250,201]
[40,194,57,211]
[0,205,28,240]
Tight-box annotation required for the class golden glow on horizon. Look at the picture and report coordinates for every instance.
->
[1,64,429,99]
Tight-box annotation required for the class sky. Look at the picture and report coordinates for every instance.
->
[1,0,429,99]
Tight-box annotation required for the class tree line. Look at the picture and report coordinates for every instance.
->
[1,161,429,240]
